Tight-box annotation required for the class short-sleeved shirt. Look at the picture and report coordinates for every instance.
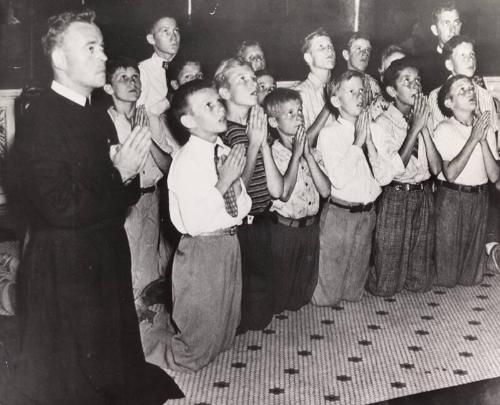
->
[370,104,431,184]
[318,116,381,203]
[428,83,498,132]
[270,141,322,218]
[434,117,499,186]
[294,72,335,130]
[220,121,271,215]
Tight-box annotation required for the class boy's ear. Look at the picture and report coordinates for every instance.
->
[170,80,179,91]
[430,24,438,37]
[146,33,155,46]
[180,114,196,129]
[444,59,454,73]
[268,116,279,129]
[342,50,350,62]
[385,85,397,99]
[303,52,313,66]
[444,96,453,110]
[330,94,341,109]
[103,84,114,96]
[218,87,231,101]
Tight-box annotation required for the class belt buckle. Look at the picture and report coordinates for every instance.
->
[246,215,254,225]
[404,183,411,191]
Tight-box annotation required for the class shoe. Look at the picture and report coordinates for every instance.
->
[140,277,169,307]
[486,244,500,274]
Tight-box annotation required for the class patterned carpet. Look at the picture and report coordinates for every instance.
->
[167,272,500,405]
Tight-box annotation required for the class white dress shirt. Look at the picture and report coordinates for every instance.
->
[294,72,335,130]
[318,116,381,203]
[168,135,252,236]
[370,104,431,185]
[434,117,499,186]
[137,53,170,116]
[428,83,498,131]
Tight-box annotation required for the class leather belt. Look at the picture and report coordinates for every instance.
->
[329,199,374,213]
[242,212,269,225]
[195,226,238,237]
[140,185,156,194]
[388,181,427,191]
[436,179,487,194]
[272,212,319,228]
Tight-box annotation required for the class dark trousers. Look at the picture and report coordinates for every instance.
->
[237,216,274,333]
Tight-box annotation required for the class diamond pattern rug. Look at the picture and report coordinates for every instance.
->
[167,273,500,405]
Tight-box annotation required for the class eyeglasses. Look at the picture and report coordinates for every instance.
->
[456,85,475,96]
[247,54,265,62]
[258,84,276,94]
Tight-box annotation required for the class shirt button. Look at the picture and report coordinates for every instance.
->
[305,182,309,186]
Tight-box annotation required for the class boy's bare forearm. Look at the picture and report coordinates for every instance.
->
[261,143,284,198]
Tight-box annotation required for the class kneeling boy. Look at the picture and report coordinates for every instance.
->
[314,70,382,306]
[434,75,499,286]
[367,58,441,297]
[215,58,283,333]
[263,88,330,313]
[167,80,252,372]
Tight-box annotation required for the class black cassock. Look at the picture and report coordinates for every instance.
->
[3,90,183,405]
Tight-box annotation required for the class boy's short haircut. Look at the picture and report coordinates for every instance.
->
[168,79,214,143]
[236,40,262,58]
[255,69,275,79]
[105,56,139,84]
[327,70,364,97]
[379,44,405,69]
[262,88,301,118]
[147,15,175,34]
[437,74,469,118]
[345,32,371,51]
[169,58,203,82]
[213,57,252,90]
[442,34,475,61]
[42,9,96,56]
[382,56,420,91]
[301,27,331,54]
[432,1,459,24]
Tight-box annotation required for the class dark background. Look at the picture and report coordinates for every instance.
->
[1,0,500,89]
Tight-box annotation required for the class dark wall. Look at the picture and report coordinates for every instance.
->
[1,0,500,89]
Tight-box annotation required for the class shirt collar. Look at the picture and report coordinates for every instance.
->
[385,103,408,128]
[307,72,327,90]
[51,80,88,107]
[437,45,443,54]
[152,52,170,68]
[189,134,224,149]
[274,139,292,155]
[337,115,355,130]
[107,106,133,124]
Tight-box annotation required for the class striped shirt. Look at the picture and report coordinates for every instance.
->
[221,121,271,215]
[294,72,335,130]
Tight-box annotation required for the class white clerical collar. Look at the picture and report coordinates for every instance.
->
[51,80,88,107]
[437,45,443,54]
